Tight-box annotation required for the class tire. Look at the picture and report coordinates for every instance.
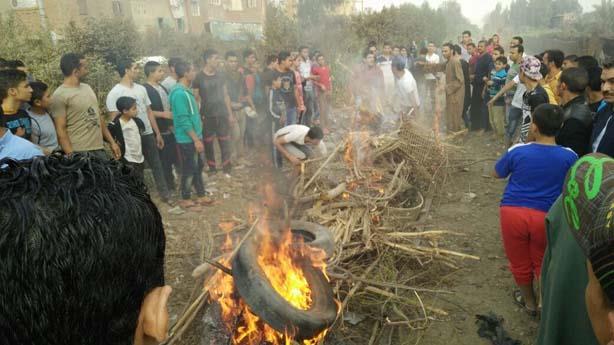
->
[290,220,335,259]
[232,222,338,340]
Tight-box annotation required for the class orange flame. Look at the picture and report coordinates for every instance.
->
[207,188,333,345]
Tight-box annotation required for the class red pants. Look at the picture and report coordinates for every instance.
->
[499,206,547,285]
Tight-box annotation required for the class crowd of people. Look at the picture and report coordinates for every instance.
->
[1,28,614,345]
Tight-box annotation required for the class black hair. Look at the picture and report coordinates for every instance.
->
[243,48,256,59]
[116,96,137,114]
[453,44,462,55]
[495,56,508,65]
[0,154,165,345]
[144,61,161,77]
[267,71,282,87]
[545,49,565,69]
[512,36,524,44]
[278,51,292,63]
[299,45,309,52]
[510,44,524,54]
[578,55,599,70]
[560,67,589,94]
[419,47,428,55]
[28,81,48,106]
[367,41,377,49]
[443,43,454,51]
[116,59,135,78]
[0,69,28,100]
[307,126,324,140]
[363,48,374,59]
[587,66,603,91]
[225,50,238,60]
[462,30,471,36]
[532,103,564,137]
[383,42,392,48]
[539,60,550,79]
[603,59,614,70]
[203,48,218,64]
[467,42,476,48]
[175,61,191,79]
[392,56,406,71]
[60,53,84,77]
[564,55,578,63]
[168,57,182,69]
[266,54,278,66]
[493,46,505,56]
[478,40,487,46]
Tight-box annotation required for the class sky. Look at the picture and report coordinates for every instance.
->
[361,0,603,26]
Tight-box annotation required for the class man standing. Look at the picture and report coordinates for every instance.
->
[543,50,564,104]
[391,56,420,122]
[470,41,492,132]
[299,46,318,127]
[276,52,300,126]
[441,43,465,132]
[162,57,182,91]
[144,61,177,191]
[169,61,208,208]
[424,43,441,112]
[454,44,472,128]
[353,50,385,115]
[377,42,393,64]
[460,30,473,62]
[556,67,593,156]
[106,59,171,203]
[225,51,247,160]
[592,60,614,157]
[518,56,550,143]
[488,45,526,146]
[50,53,120,160]
[193,49,234,177]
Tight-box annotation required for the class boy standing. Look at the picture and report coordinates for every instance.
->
[494,104,577,316]
[170,62,208,209]
[27,81,59,154]
[487,56,508,142]
[276,52,300,126]
[312,54,332,133]
[107,97,145,179]
[144,61,177,191]
[0,69,33,140]
[268,73,285,167]
[518,56,550,143]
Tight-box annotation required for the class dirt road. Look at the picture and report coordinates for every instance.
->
[159,129,538,344]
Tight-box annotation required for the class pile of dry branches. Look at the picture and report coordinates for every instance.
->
[292,121,480,344]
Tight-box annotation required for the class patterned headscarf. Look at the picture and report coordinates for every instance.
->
[520,56,543,81]
[564,153,614,300]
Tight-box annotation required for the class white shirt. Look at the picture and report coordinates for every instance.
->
[299,60,313,92]
[394,69,421,110]
[425,53,440,80]
[106,83,153,135]
[275,124,327,156]
[512,75,526,109]
[120,118,144,163]
[161,76,177,93]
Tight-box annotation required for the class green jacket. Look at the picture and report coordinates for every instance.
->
[169,83,202,144]
[537,197,599,345]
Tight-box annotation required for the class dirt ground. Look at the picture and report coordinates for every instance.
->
[155,115,539,345]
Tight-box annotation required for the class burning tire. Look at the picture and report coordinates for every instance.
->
[232,224,338,340]
[290,220,335,259]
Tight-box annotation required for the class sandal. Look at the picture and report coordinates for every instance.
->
[512,290,538,317]
[178,200,203,211]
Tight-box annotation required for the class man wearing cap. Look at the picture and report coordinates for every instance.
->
[557,154,614,345]
[518,56,550,143]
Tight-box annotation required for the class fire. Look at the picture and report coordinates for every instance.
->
[207,199,332,345]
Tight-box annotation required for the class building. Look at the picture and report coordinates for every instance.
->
[2,0,265,40]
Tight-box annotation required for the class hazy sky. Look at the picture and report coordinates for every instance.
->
[362,0,602,26]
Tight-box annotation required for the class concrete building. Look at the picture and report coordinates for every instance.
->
[2,0,266,40]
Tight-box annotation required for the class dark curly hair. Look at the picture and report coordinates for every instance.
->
[0,154,165,344]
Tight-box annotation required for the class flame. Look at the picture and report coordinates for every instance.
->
[207,187,333,345]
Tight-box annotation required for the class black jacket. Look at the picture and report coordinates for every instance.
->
[556,95,593,157]
[591,101,614,158]
[107,115,145,161]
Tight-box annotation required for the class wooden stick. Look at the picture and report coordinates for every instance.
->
[303,141,344,192]
[299,182,347,203]
[364,286,448,316]
[385,230,465,238]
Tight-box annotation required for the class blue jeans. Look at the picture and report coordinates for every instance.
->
[506,106,522,142]
[286,107,298,125]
